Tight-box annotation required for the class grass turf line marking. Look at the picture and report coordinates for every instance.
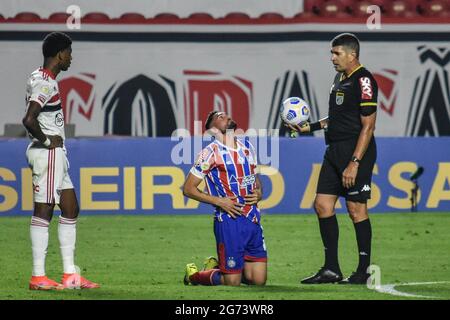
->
[375,281,450,299]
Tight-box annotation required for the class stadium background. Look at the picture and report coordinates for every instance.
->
[0,0,449,302]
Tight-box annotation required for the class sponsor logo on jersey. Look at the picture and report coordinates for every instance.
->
[241,174,256,188]
[360,77,373,99]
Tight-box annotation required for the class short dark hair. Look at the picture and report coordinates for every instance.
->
[331,33,360,58]
[42,32,72,58]
[205,111,219,131]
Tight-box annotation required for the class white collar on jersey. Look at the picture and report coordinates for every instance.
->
[214,137,242,152]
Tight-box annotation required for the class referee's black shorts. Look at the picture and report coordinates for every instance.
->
[316,138,377,203]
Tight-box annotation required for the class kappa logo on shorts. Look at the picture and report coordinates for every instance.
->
[227,257,236,268]
[33,184,40,193]
[361,184,371,192]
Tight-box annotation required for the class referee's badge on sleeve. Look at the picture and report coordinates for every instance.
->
[336,92,345,105]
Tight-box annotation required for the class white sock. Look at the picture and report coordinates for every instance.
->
[30,216,50,277]
[58,216,77,274]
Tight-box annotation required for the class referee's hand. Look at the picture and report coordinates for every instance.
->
[285,122,310,133]
[47,135,64,149]
[342,162,359,189]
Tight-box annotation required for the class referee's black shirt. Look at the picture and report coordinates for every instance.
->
[326,65,378,144]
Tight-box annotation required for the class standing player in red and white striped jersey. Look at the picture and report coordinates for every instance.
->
[22,32,99,290]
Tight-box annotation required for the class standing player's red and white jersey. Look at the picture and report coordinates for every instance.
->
[191,138,261,223]
[25,67,65,142]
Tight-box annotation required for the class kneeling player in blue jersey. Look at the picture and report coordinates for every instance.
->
[182,111,267,286]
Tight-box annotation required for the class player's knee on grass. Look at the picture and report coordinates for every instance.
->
[243,262,267,286]
[223,274,242,286]
[248,274,267,286]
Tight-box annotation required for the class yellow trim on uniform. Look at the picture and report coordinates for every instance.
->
[340,64,364,81]
[360,102,377,107]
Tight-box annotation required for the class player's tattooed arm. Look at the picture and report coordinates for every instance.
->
[244,175,262,205]
[183,173,243,218]
[22,101,63,149]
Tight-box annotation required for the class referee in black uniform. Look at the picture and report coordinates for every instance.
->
[289,33,378,284]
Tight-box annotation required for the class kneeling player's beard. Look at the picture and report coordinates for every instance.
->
[219,120,237,134]
[227,120,237,130]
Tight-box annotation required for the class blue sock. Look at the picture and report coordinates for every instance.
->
[211,270,222,285]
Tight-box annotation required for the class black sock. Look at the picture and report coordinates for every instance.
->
[354,219,372,274]
[318,215,340,273]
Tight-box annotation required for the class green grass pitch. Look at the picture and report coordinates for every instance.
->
[0,213,449,300]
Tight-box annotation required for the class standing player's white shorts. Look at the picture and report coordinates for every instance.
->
[26,145,74,204]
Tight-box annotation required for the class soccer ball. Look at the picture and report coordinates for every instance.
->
[279,97,310,126]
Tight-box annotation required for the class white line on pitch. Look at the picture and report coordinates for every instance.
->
[375,281,450,299]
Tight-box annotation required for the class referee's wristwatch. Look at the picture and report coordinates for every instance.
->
[351,156,361,164]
